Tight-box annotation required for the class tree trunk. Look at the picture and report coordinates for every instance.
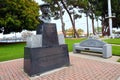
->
[61,0,79,38]
[102,17,110,36]
[73,15,76,38]
[56,1,66,38]
[86,13,89,37]
[97,18,99,33]
[92,17,95,35]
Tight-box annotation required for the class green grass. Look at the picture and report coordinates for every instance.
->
[65,38,86,52]
[0,38,86,62]
[0,43,25,62]
[117,59,120,62]
[112,46,120,56]
[103,38,120,44]
[103,39,120,56]
[0,38,120,62]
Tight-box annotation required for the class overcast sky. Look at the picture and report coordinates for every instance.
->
[35,0,102,33]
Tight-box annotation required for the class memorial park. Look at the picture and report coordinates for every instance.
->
[0,0,120,80]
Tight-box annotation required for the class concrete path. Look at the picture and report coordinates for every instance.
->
[0,53,120,80]
[70,52,120,64]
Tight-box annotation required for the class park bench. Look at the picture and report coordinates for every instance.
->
[73,38,112,58]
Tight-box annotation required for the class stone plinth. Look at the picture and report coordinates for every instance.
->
[24,44,70,76]
[24,23,70,76]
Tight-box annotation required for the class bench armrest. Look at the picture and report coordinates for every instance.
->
[73,43,80,53]
[103,44,112,58]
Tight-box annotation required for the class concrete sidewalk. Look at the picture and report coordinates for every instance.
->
[70,52,120,64]
[0,53,120,80]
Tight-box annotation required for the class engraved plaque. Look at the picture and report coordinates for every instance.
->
[42,23,59,47]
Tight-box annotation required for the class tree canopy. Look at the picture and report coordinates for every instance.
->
[0,0,40,34]
[90,0,120,28]
[89,0,120,35]
[42,0,88,38]
[65,27,84,37]
[41,0,120,36]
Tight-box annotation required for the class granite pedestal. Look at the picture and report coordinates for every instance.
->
[24,23,70,76]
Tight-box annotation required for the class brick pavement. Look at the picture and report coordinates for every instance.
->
[0,56,120,80]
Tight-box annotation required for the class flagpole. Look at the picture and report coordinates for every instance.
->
[108,0,113,37]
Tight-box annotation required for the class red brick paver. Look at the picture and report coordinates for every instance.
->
[0,56,120,80]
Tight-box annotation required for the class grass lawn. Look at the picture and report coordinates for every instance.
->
[0,38,86,62]
[103,38,120,44]
[65,38,86,52]
[103,38,120,56]
[0,43,25,62]
[0,38,120,62]
[118,59,120,62]
[112,46,120,56]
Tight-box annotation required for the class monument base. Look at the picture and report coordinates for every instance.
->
[24,44,70,76]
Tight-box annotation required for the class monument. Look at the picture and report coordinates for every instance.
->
[24,4,70,76]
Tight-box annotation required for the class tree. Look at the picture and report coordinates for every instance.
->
[88,0,96,35]
[65,27,84,37]
[112,0,120,28]
[90,0,109,36]
[65,0,92,37]
[61,0,80,38]
[56,1,66,38]
[0,0,40,34]
[90,0,120,36]
[94,27,102,33]
[77,28,84,36]
[65,28,74,37]
[42,0,88,38]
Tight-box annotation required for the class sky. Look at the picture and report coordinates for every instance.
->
[35,0,102,33]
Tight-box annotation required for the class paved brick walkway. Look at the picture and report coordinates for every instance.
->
[0,56,120,80]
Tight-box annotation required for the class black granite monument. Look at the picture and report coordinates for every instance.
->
[24,4,70,76]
